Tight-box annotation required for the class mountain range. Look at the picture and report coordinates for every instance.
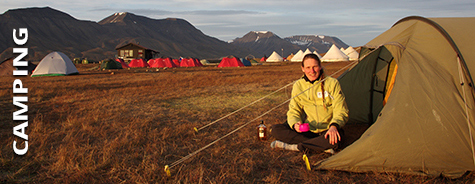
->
[0,7,349,62]
[230,31,348,58]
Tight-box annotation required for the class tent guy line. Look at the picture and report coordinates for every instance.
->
[165,60,358,175]
[196,60,358,132]
[195,80,294,132]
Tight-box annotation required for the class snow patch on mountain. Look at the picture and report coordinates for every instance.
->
[290,40,311,46]
[253,31,269,34]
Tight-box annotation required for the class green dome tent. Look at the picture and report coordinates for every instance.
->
[316,16,475,178]
[100,59,123,70]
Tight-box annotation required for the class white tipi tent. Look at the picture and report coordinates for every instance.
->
[340,47,346,52]
[303,48,313,57]
[344,46,359,61]
[31,52,79,77]
[303,48,312,56]
[266,51,283,62]
[321,44,349,62]
[290,50,304,62]
[313,51,322,59]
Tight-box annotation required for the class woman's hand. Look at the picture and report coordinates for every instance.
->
[294,122,302,133]
[325,125,341,145]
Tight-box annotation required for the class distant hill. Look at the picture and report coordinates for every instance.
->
[0,7,350,62]
[231,32,349,58]
[0,7,107,61]
[0,7,249,61]
[285,35,349,54]
[230,31,300,58]
[98,12,249,59]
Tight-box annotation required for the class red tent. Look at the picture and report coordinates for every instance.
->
[147,58,157,67]
[129,59,149,68]
[172,59,180,66]
[150,57,177,68]
[260,57,267,62]
[161,58,177,68]
[218,56,245,67]
[115,58,129,68]
[180,58,203,67]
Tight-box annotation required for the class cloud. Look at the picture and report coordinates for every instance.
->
[90,8,172,15]
[180,10,262,16]
[2,0,475,46]
[91,8,261,16]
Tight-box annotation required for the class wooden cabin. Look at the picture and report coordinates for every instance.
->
[115,43,159,62]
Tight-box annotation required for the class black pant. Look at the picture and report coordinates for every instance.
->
[270,122,344,153]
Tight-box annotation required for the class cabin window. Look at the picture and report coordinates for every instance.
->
[127,50,133,57]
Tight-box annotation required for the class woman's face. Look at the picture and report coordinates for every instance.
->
[301,58,321,81]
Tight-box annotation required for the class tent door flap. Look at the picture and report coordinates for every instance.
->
[369,47,394,123]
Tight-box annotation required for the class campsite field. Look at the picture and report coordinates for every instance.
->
[1,62,474,183]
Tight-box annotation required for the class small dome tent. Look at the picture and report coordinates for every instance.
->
[260,56,267,62]
[101,59,123,69]
[115,58,129,68]
[180,58,203,67]
[240,58,252,66]
[147,58,157,67]
[172,59,180,66]
[129,58,149,68]
[150,57,177,68]
[218,56,245,67]
[31,52,78,77]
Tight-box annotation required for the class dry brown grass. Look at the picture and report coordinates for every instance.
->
[1,62,474,183]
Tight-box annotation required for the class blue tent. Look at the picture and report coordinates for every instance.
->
[240,58,252,66]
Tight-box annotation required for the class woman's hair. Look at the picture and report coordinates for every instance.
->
[301,53,326,107]
[301,53,322,67]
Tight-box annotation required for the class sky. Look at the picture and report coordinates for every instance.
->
[2,0,475,46]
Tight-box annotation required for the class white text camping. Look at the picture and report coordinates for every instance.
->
[12,28,29,155]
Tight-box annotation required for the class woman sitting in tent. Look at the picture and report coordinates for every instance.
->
[270,53,349,154]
